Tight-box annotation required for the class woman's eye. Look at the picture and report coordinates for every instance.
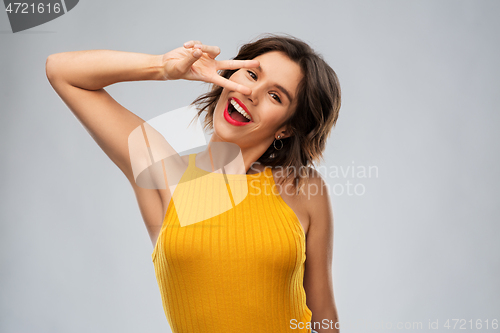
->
[271,93,282,103]
[247,70,257,80]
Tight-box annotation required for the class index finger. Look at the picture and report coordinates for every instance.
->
[216,59,260,71]
[210,74,252,95]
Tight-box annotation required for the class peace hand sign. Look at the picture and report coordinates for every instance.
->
[160,40,259,95]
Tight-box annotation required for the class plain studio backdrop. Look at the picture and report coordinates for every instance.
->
[1,1,499,332]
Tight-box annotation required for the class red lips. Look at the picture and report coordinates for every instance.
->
[224,98,253,126]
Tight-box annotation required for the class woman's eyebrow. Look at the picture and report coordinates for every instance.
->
[275,84,293,103]
[255,65,294,103]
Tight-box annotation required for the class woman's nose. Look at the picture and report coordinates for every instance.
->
[247,93,257,105]
[247,83,263,104]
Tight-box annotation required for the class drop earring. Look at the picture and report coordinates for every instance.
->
[273,135,283,150]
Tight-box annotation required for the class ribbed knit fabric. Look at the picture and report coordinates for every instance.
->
[152,153,312,332]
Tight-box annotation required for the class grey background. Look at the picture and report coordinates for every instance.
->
[1,0,499,332]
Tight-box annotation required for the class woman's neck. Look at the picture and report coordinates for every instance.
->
[195,142,265,175]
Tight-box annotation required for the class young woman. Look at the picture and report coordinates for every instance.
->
[46,34,341,333]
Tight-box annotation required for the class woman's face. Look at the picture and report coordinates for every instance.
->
[212,51,303,151]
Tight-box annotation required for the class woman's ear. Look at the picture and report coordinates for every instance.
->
[276,125,293,139]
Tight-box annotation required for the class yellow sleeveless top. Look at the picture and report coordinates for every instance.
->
[151,153,312,332]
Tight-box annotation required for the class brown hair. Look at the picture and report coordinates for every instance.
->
[191,33,341,194]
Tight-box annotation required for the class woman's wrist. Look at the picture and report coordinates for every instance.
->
[154,53,169,81]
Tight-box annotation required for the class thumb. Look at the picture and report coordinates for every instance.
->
[176,48,202,74]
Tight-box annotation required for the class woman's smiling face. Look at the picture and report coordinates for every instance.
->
[212,51,303,150]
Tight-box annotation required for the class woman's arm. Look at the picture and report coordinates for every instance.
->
[303,169,340,333]
[45,50,167,178]
[45,50,167,181]
[46,50,172,181]
[45,50,165,91]
[45,50,171,244]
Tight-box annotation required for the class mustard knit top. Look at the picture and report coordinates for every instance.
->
[151,153,312,332]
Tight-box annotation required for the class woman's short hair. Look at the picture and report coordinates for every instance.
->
[191,33,341,193]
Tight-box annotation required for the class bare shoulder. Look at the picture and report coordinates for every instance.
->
[300,167,333,230]
[285,166,328,196]
[270,166,332,236]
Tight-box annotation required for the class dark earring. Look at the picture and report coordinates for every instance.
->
[273,135,283,150]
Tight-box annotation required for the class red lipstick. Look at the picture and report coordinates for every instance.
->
[223,98,253,126]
